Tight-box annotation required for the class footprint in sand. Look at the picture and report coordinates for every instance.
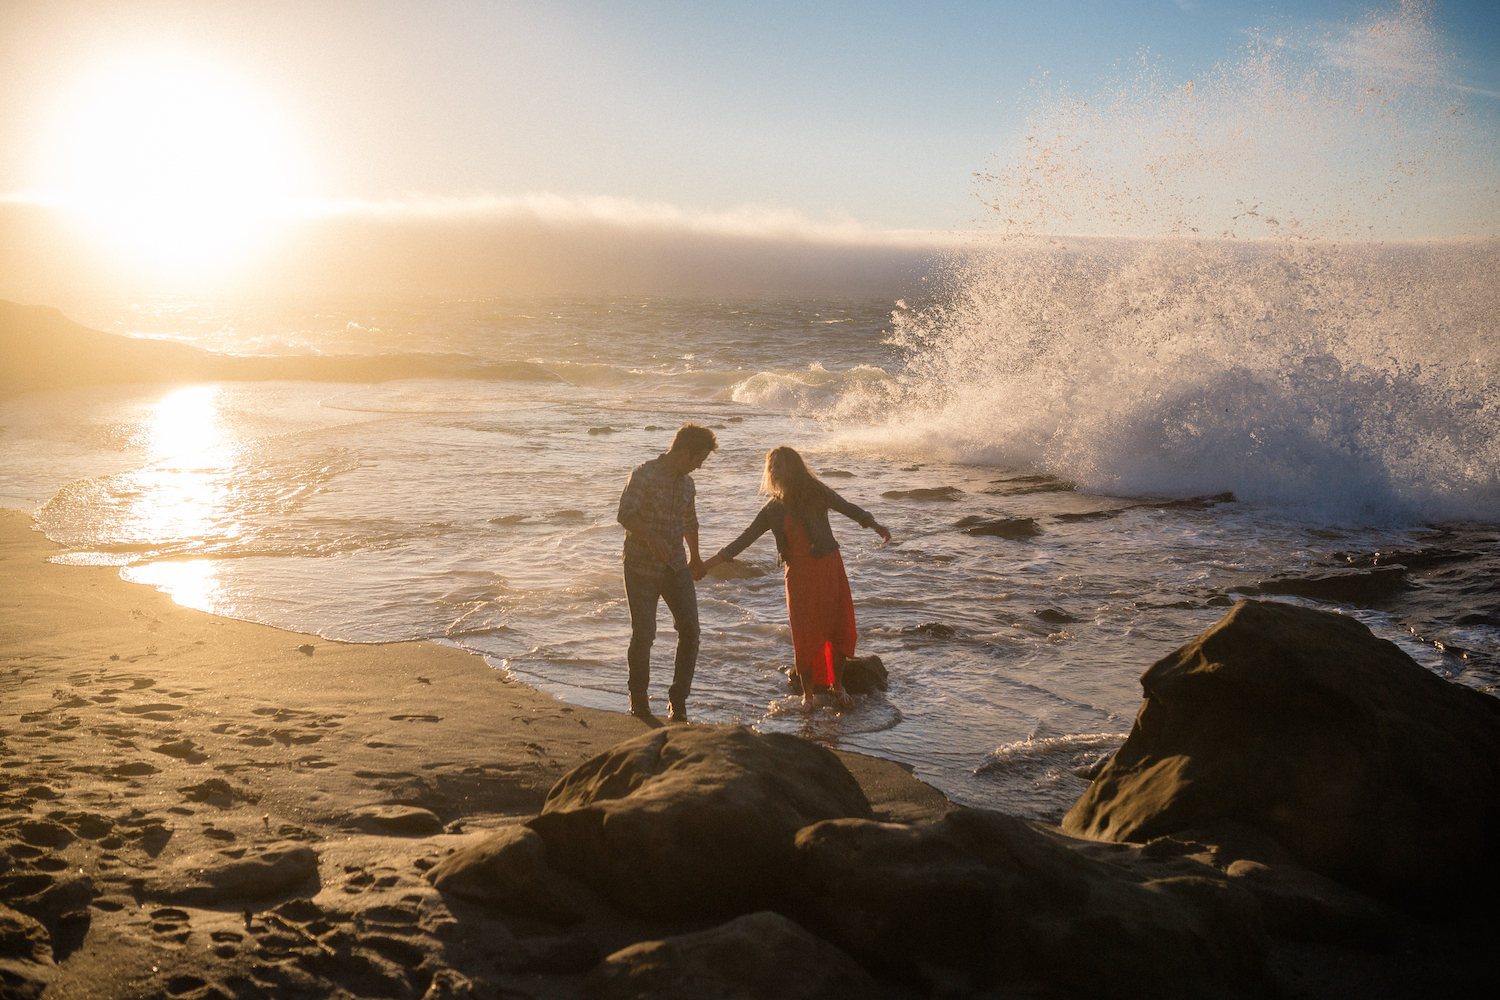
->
[152,739,209,764]
[149,907,192,944]
[227,710,343,747]
[119,703,182,722]
[210,930,242,958]
[389,714,442,722]
[177,778,260,807]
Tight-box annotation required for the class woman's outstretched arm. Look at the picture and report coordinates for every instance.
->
[822,482,890,542]
[703,501,779,571]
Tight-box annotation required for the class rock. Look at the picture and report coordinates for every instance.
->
[880,486,963,501]
[1223,859,1398,949]
[0,903,53,1000]
[146,841,319,906]
[956,515,1043,539]
[899,622,957,638]
[795,808,1271,1000]
[528,726,872,920]
[583,911,878,1000]
[841,655,888,694]
[420,969,473,999]
[351,805,444,836]
[426,824,585,924]
[1068,821,1400,951]
[1247,566,1409,603]
[1063,599,1500,907]
[781,655,887,695]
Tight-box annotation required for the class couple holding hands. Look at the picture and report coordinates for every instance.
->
[616,423,891,723]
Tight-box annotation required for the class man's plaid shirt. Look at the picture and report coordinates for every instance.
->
[616,454,698,575]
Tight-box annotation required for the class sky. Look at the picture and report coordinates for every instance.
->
[1,0,1497,295]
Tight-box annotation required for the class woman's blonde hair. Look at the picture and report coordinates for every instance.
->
[760,446,819,509]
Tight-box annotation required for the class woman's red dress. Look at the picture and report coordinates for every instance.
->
[782,512,858,687]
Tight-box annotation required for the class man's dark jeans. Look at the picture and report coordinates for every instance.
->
[624,563,699,708]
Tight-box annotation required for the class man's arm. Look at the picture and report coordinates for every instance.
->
[686,526,704,579]
[620,513,674,563]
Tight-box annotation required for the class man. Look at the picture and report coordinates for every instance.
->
[616,422,718,722]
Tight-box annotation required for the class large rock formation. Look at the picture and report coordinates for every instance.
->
[1063,599,1500,907]
[527,725,872,919]
[795,808,1272,1000]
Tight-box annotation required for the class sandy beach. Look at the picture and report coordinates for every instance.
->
[0,508,948,998]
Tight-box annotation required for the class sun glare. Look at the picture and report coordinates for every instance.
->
[44,49,305,278]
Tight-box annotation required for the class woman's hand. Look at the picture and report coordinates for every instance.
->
[699,552,725,576]
[873,522,892,544]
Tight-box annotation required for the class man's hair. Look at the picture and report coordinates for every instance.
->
[669,423,719,455]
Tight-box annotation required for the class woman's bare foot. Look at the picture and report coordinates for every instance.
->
[799,691,818,713]
[832,686,854,710]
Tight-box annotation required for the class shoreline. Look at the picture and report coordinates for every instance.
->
[0,508,947,825]
[0,507,950,997]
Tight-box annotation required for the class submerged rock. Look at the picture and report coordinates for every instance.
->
[955,515,1043,539]
[795,808,1271,1000]
[1063,599,1500,907]
[528,726,872,920]
[780,654,888,695]
[1245,566,1410,604]
[583,910,878,1000]
[880,486,963,501]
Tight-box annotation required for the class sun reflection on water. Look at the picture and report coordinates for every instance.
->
[125,384,241,548]
[109,386,247,613]
[149,384,224,458]
[121,559,231,616]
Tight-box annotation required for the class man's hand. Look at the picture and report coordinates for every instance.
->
[689,556,707,581]
[646,533,674,563]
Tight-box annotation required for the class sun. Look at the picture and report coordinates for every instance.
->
[43,48,306,278]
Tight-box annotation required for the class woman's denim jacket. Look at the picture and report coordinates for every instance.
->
[717,481,875,565]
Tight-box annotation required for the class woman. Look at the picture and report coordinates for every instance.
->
[702,447,891,712]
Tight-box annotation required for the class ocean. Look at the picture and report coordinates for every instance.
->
[3,237,1498,820]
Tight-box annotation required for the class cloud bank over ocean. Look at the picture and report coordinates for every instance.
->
[0,194,952,297]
